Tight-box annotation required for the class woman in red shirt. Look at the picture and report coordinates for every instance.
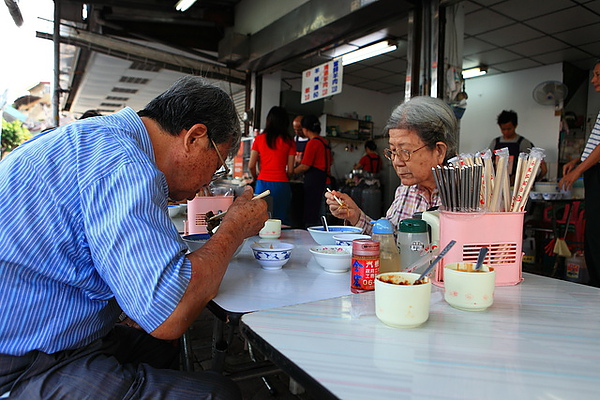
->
[293,115,332,228]
[249,106,295,225]
[354,140,382,174]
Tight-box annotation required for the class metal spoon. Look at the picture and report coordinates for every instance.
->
[321,215,329,231]
[414,240,456,284]
[475,246,488,271]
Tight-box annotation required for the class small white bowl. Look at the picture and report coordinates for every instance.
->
[182,233,210,252]
[307,225,363,245]
[250,242,295,270]
[309,245,352,273]
[542,192,562,200]
[168,204,181,218]
[529,191,543,200]
[182,233,246,257]
[332,233,371,246]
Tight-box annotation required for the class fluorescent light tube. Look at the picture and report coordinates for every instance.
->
[341,41,397,66]
[462,66,487,79]
[175,0,197,12]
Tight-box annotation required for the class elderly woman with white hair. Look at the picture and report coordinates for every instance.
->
[326,96,458,234]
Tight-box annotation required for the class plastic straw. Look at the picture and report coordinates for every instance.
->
[513,148,545,212]
[481,150,494,208]
[510,153,528,210]
[490,148,509,212]
[502,162,511,211]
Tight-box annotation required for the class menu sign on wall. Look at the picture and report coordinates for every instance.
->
[301,59,343,104]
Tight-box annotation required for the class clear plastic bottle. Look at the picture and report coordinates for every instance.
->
[371,218,401,273]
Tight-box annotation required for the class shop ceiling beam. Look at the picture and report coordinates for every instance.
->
[37,27,246,85]
[59,0,233,25]
[220,0,416,73]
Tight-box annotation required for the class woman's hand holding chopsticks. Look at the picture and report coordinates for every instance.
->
[325,189,361,226]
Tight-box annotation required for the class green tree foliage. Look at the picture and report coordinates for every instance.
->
[1,118,31,154]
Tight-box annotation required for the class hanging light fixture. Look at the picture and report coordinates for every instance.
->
[462,65,488,79]
[175,0,197,12]
[341,40,398,66]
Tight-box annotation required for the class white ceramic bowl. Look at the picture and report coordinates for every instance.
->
[182,233,246,257]
[168,204,181,218]
[528,191,543,200]
[250,242,295,270]
[182,233,210,252]
[375,272,432,328]
[309,245,352,273]
[542,192,562,200]
[307,225,363,245]
[332,233,371,246]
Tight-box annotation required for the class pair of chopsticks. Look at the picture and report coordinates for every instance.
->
[206,190,270,221]
[327,188,345,207]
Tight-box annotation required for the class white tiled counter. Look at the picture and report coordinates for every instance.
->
[241,274,600,400]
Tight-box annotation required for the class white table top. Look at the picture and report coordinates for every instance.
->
[212,229,352,315]
[241,273,600,400]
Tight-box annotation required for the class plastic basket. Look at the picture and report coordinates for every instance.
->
[186,196,233,234]
[433,211,524,287]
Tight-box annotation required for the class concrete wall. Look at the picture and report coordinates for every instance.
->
[459,63,562,179]
[260,70,283,128]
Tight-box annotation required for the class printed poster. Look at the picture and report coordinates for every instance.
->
[301,59,343,104]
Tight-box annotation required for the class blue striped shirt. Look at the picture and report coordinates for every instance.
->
[0,107,191,355]
[581,111,600,162]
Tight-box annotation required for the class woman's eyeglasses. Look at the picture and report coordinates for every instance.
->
[210,139,230,181]
[383,144,427,162]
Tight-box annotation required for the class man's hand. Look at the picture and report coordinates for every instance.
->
[559,159,580,190]
[219,186,269,240]
[120,316,143,331]
[151,186,268,341]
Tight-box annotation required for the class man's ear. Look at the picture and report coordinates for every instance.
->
[183,123,208,152]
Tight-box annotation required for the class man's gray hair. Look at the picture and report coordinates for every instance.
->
[138,76,241,156]
[384,96,458,162]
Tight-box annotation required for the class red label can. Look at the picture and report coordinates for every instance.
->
[351,239,380,293]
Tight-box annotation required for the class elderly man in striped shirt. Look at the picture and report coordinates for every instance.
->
[560,59,600,288]
[0,76,268,399]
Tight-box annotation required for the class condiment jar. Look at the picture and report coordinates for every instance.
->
[396,219,429,270]
[351,239,380,293]
[371,218,401,274]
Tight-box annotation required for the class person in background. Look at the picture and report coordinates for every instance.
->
[0,76,268,399]
[248,106,295,225]
[559,59,600,288]
[294,115,332,228]
[489,110,547,184]
[290,115,307,228]
[354,139,382,174]
[293,114,308,167]
[326,96,457,235]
